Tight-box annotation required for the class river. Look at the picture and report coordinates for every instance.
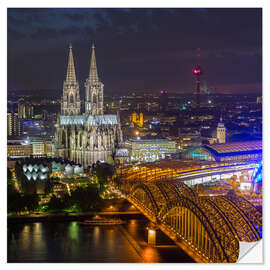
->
[8,217,194,263]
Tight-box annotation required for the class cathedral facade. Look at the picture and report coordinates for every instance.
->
[55,44,123,167]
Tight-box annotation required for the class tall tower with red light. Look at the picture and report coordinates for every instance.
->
[192,48,203,108]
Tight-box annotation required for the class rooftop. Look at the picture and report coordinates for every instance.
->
[117,159,249,182]
[60,114,118,126]
[115,148,130,157]
[204,140,262,155]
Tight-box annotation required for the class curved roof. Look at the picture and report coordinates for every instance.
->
[204,140,262,156]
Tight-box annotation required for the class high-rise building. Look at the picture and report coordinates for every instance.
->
[159,90,168,112]
[18,98,24,118]
[18,99,34,119]
[55,44,123,167]
[7,113,23,137]
[216,117,226,143]
[178,128,202,150]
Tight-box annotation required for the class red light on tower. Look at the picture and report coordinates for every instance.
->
[192,65,203,76]
[192,69,199,75]
[192,48,203,108]
[192,64,203,108]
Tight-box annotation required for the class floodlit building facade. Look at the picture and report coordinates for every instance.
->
[7,113,23,137]
[178,128,202,150]
[55,44,123,167]
[125,138,177,162]
[17,158,85,182]
[32,139,53,157]
[130,112,144,127]
[216,117,226,143]
[115,148,130,165]
[7,143,32,158]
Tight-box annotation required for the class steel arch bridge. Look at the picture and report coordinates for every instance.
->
[116,180,262,263]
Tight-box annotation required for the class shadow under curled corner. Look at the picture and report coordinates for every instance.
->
[237,239,263,263]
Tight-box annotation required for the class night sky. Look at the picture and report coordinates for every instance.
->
[8,8,262,96]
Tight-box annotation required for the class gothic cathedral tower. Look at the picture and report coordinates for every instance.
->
[61,44,81,115]
[56,43,123,166]
[84,44,104,115]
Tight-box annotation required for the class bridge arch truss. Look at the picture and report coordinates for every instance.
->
[127,181,262,263]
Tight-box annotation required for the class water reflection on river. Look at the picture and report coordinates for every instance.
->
[8,218,194,263]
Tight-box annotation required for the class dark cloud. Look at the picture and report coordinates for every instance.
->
[65,13,86,22]
[8,28,26,40]
[8,15,26,26]
[59,26,83,36]
[7,8,262,94]
[30,27,58,39]
[8,8,46,25]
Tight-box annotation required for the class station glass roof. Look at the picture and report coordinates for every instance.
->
[204,140,262,155]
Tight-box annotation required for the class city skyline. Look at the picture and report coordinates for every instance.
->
[6,6,263,264]
[8,8,262,95]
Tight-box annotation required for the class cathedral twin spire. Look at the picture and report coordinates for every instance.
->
[89,44,99,84]
[61,43,81,115]
[66,44,77,84]
[62,43,103,116]
[66,43,98,84]
[85,43,104,115]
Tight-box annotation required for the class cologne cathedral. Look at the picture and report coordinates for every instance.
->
[55,44,123,167]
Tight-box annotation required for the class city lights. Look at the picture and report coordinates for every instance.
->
[7,7,262,264]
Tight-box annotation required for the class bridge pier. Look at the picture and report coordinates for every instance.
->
[148,228,156,246]
[147,223,157,246]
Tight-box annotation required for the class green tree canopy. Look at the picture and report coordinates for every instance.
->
[106,156,115,166]
[70,185,100,212]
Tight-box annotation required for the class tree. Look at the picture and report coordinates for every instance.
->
[7,169,17,194]
[8,191,23,213]
[7,168,23,213]
[44,179,54,195]
[47,193,71,211]
[48,195,65,210]
[22,194,40,212]
[92,162,115,194]
[70,185,100,212]
[106,156,115,166]
[7,168,12,184]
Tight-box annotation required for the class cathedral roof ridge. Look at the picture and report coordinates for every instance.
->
[60,114,118,126]
[86,114,118,125]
